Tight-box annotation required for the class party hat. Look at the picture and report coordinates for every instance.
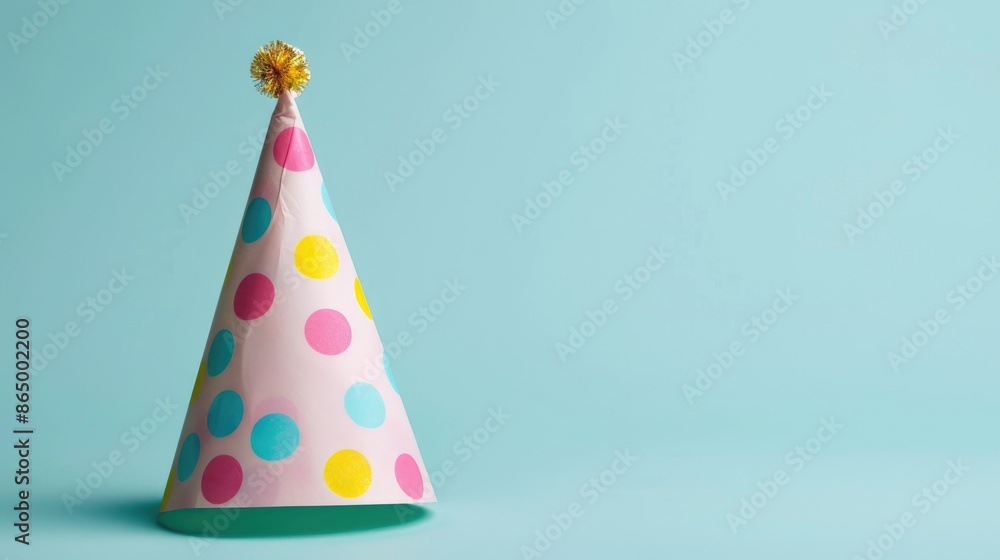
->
[158,41,435,532]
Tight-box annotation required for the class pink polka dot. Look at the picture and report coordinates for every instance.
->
[394,453,424,500]
[201,455,243,505]
[234,273,275,320]
[304,309,352,355]
[272,127,314,171]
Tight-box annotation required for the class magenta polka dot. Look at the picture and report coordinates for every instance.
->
[201,455,243,505]
[304,309,352,355]
[395,453,424,500]
[234,273,275,320]
[272,127,314,171]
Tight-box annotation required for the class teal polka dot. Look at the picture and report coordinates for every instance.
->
[207,390,244,438]
[344,382,385,428]
[250,414,300,461]
[207,330,234,377]
[321,182,337,221]
[383,353,398,393]
[241,197,271,243]
[177,433,200,482]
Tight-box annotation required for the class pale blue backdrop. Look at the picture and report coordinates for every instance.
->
[1,0,998,558]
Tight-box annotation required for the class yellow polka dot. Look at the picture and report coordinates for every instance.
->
[160,467,176,511]
[223,258,233,285]
[190,361,206,404]
[323,449,372,498]
[355,277,371,319]
[294,235,339,279]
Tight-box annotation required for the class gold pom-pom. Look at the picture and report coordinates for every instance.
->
[250,40,310,98]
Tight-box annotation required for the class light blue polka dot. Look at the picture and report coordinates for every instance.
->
[241,197,272,243]
[207,390,244,438]
[177,433,200,482]
[250,413,300,461]
[321,182,337,221]
[207,330,234,377]
[383,353,398,393]
[344,382,385,428]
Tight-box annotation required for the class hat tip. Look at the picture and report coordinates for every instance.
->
[250,40,310,99]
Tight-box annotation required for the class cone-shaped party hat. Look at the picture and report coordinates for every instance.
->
[158,42,434,531]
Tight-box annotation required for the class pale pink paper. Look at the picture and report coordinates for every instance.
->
[161,92,436,511]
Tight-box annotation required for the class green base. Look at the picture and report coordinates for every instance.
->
[157,504,431,537]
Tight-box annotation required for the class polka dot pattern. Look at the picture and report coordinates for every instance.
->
[304,309,352,355]
[177,433,200,482]
[294,235,338,279]
[241,197,272,243]
[234,273,275,320]
[207,330,235,377]
[207,390,244,438]
[201,455,243,504]
[321,182,337,221]
[344,382,386,428]
[355,277,371,319]
[273,126,314,171]
[395,454,424,499]
[383,353,398,393]
[251,414,300,461]
[324,450,372,498]
[162,95,435,513]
